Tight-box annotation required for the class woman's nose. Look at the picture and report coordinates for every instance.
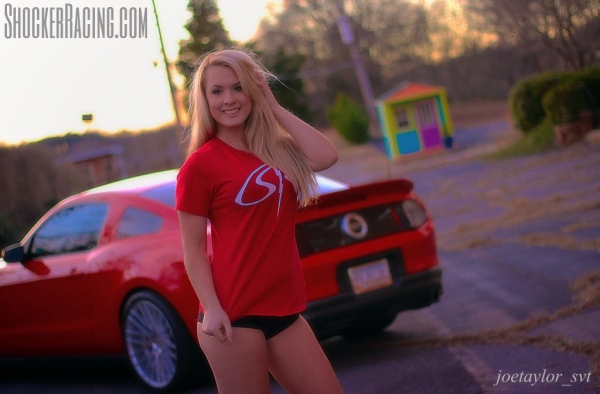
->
[223,89,234,103]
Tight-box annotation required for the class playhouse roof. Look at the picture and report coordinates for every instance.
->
[377,81,444,103]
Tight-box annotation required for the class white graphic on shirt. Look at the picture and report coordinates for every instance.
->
[235,164,286,216]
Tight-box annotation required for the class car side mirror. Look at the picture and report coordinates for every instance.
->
[1,244,25,263]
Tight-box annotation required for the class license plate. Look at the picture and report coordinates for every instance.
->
[348,259,393,295]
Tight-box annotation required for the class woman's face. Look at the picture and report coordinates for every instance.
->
[204,65,252,133]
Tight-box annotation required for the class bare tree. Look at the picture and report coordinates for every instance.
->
[463,0,600,70]
[424,0,498,61]
[255,0,430,122]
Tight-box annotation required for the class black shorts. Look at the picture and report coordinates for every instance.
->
[198,312,300,340]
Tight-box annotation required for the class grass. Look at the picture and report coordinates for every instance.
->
[487,116,555,159]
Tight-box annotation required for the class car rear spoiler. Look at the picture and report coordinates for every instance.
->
[308,179,414,210]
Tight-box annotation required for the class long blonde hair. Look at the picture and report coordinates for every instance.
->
[187,48,317,207]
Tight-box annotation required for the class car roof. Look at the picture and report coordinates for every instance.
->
[84,170,179,196]
[83,169,349,197]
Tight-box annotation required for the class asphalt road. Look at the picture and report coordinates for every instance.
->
[319,125,600,394]
[1,124,599,394]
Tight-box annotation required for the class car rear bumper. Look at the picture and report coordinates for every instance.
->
[303,266,442,339]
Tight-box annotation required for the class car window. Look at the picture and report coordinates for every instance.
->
[117,207,163,238]
[316,175,348,195]
[141,183,175,208]
[29,203,109,257]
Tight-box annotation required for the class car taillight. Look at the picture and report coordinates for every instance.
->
[296,199,429,258]
[395,200,428,229]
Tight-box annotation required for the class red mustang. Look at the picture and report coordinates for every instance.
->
[0,170,441,393]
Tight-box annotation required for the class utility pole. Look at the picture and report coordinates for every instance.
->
[151,0,184,164]
[334,0,381,137]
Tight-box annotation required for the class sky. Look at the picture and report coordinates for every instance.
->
[0,0,277,145]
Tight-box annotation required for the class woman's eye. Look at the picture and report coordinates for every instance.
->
[212,89,221,95]
[234,86,242,91]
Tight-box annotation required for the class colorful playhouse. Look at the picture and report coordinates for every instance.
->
[375,82,454,160]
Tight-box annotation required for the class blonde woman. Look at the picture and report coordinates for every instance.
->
[176,48,344,394]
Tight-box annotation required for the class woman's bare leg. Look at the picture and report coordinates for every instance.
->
[197,323,271,394]
[266,316,344,394]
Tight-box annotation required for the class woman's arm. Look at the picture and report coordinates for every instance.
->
[256,73,338,172]
[178,211,232,343]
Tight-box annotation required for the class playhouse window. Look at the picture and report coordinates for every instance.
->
[416,102,435,125]
[394,107,409,128]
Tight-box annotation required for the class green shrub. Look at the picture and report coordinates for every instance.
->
[509,71,571,133]
[327,93,370,144]
[488,116,555,159]
[542,79,584,125]
[579,66,600,111]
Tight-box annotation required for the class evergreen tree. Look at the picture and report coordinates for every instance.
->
[177,0,232,86]
[266,48,313,123]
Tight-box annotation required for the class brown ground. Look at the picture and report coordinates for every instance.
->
[449,100,512,129]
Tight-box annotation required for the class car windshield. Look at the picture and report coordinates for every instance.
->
[141,183,176,207]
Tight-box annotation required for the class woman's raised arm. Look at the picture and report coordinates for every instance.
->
[256,72,338,172]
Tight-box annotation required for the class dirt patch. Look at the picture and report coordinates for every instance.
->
[434,165,600,251]
[437,196,600,252]
[521,232,600,252]
[442,236,503,251]
[564,218,600,234]
[449,101,511,129]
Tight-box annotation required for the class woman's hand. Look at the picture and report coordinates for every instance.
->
[201,307,233,343]
[254,70,338,172]
[178,211,233,343]
[255,70,279,110]
[256,70,338,172]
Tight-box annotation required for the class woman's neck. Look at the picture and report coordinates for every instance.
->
[216,128,249,152]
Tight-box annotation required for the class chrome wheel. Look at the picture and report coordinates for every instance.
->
[124,299,178,389]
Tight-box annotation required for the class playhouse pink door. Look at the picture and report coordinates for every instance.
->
[415,100,442,149]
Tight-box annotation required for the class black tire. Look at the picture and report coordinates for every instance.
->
[342,314,397,341]
[121,291,204,393]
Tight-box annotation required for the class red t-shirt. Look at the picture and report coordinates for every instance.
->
[176,137,306,320]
